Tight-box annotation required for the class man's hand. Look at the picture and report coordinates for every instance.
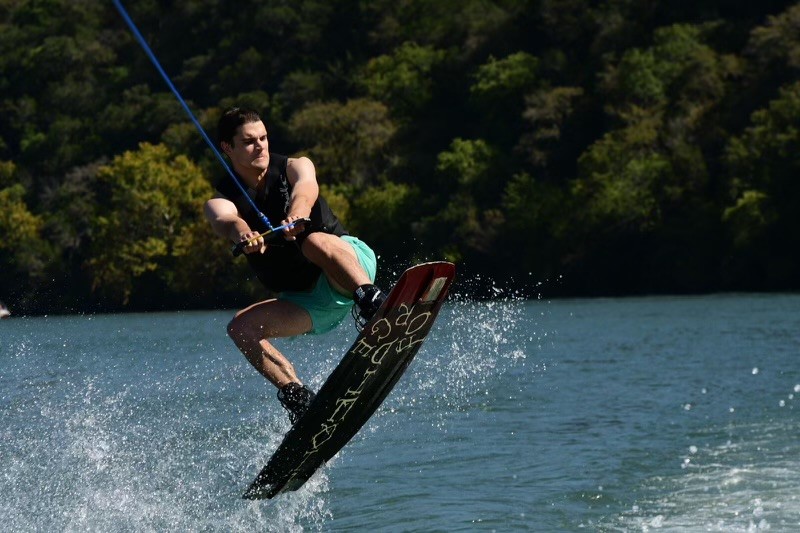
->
[238,230,267,254]
[281,215,309,241]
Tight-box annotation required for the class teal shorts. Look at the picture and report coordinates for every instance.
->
[279,236,377,334]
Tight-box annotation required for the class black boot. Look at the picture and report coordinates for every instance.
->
[277,382,316,424]
[353,284,387,325]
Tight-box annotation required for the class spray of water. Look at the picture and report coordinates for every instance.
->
[0,275,551,530]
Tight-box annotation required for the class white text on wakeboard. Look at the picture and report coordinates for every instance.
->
[290,302,433,475]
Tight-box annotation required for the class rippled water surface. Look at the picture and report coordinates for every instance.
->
[1,294,798,531]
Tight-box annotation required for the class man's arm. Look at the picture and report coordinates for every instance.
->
[283,157,319,240]
[285,156,319,219]
[204,195,266,253]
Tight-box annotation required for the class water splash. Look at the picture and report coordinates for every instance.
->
[0,314,342,532]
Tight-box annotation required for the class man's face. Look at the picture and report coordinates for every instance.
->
[224,120,270,173]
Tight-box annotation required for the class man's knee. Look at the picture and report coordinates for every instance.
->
[227,311,266,342]
[228,301,313,341]
[227,313,248,342]
[301,232,342,263]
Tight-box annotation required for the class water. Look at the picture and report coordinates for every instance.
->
[1,294,799,531]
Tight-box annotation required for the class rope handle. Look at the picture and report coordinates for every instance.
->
[230,218,312,257]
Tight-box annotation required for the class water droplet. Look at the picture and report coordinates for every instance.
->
[689,445,698,454]
[751,367,759,375]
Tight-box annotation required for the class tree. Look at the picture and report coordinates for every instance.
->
[414,137,503,265]
[471,51,540,99]
[288,98,396,187]
[602,23,741,122]
[518,86,585,171]
[723,81,800,287]
[499,171,568,284]
[573,109,669,232]
[470,51,541,146]
[85,142,216,307]
[744,3,800,81]
[0,161,52,308]
[349,180,420,254]
[358,42,447,120]
[435,137,498,202]
[564,24,727,235]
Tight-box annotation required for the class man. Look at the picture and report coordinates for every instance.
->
[204,107,386,424]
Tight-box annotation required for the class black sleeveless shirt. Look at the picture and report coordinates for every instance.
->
[215,153,347,293]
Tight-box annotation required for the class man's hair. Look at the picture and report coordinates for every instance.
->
[217,107,262,147]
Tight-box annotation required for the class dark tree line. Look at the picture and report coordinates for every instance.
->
[1,0,799,314]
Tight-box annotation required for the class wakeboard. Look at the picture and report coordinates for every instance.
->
[243,261,456,499]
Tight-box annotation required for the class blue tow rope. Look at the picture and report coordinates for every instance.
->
[112,0,274,232]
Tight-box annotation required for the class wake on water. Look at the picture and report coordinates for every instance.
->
[3,286,800,531]
[0,282,537,531]
[612,421,800,532]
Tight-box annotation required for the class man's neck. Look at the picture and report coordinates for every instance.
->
[233,165,268,190]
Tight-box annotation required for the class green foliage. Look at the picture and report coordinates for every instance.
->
[358,42,447,118]
[364,0,514,54]
[0,177,52,300]
[2,0,800,311]
[574,109,668,229]
[319,184,352,228]
[615,48,667,105]
[289,98,396,186]
[350,180,420,250]
[86,143,214,305]
[722,81,800,282]
[412,137,506,263]
[726,81,800,194]
[503,172,565,234]
[0,183,43,253]
[0,159,14,188]
[745,4,800,74]
[277,71,327,110]
[500,171,569,276]
[471,52,539,101]
[435,137,497,201]
[566,22,740,288]
[604,23,740,121]
[519,86,585,168]
[722,190,773,249]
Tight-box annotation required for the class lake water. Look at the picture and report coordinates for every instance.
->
[1,294,799,531]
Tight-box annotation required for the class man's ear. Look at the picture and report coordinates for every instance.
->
[220,141,232,155]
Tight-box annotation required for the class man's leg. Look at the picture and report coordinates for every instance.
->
[301,233,386,322]
[227,298,312,388]
[228,299,317,423]
[301,232,370,295]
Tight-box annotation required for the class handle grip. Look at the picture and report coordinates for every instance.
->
[230,218,311,257]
